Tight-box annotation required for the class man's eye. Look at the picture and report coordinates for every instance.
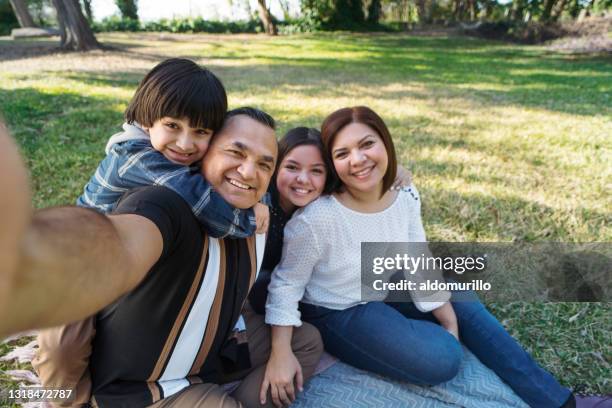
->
[165,122,178,129]
[197,129,212,136]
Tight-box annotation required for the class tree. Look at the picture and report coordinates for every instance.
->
[115,0,138,20]
[8,0,37,27]
[278,0,291,20]
[51,0,101,51]
[81,0,93,23]
[367,0,382,23]
[257,0,278,35]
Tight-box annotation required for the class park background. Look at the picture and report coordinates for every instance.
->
[0,0,610,404]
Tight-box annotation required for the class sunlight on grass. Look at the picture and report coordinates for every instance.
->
[0,31,610,394]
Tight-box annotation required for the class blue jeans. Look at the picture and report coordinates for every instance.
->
[300,292,571,408]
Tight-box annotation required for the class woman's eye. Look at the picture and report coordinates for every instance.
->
[312,169,324,175]
[334,152,347,159]
[285,165,297,171]
[362,140,375,148]
[164,122,178,129]
[197,129,211,136]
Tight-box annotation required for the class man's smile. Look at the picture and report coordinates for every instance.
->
[227,177,254,190]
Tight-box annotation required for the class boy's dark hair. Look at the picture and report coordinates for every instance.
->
[125,58,227,132]
[224,107,276,130]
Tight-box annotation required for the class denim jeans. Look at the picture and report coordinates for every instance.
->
[300,292,571,408]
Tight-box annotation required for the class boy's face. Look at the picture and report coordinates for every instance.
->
[146,117,213,166]
[202,115,277,209]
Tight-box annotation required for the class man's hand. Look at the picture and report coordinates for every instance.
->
[0,122,32,323]
[254,202,270,234]
[432,302,459,341]
[392,164,413,190]
[259,346,303,407]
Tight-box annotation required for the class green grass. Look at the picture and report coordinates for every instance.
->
[0,32,610,398]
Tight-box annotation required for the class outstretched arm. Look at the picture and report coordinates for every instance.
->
[0,124,162,338]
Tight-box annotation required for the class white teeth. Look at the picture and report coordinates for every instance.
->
[229,179,251,190]
[294,188,310,194]
[354,167,372,176]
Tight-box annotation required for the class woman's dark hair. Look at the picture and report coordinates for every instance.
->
[125,58,227,132]
[320,106,397,197]
[275,127,336,195]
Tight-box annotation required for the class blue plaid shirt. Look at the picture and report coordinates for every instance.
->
[77,139,257,238]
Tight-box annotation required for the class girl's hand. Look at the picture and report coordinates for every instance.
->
[260,347,303,407]
[392,165,413,190]
[432,302,460,341]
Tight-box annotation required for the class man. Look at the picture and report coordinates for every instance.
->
[0,111,323,408]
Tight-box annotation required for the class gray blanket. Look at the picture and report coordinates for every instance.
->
[293,347,529,407]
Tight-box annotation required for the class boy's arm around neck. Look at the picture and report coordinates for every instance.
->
[124,148,257,238]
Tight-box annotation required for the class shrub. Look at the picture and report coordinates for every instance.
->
[94,16,260,34]
[93,16,140,32]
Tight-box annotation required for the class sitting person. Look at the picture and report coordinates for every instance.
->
[34,58,270,406]
[0,111,323,408]
[264,106,577,408]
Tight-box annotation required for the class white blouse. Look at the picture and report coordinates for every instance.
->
[265,186,449,327]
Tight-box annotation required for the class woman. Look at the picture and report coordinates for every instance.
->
[265,107,575,408]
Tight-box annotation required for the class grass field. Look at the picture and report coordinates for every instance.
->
[0,32,610,399]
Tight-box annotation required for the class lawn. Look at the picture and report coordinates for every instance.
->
[0,32,610,399]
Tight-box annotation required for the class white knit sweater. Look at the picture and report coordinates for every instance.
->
[265,186,450,327]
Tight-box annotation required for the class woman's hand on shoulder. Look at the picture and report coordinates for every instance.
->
[391,164,413,190]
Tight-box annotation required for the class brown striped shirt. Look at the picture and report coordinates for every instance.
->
[90,187,264,408]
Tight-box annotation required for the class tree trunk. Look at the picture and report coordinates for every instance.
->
[467,0,476,20]
[367,0,382,23]
[81,0,93,23]
[278,0,291,21]
[415,0,427,23]
[9,0,37,27]
[453,0,463,21]
[257,0,278,35]
[511,0,525,21]
[551,0,568,21]
[52,0,101,51]
[115,0,138,20]
[541,0,557,21]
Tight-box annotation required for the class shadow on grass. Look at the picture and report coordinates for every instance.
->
[3,33,609,117]
[423,184,609,241]
[0,87,123,207]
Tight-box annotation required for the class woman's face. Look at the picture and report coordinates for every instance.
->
[276,144,327,212]
[331,122,388,195]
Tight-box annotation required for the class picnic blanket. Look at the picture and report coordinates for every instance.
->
[293,347,529,408]
[3,335,528,407]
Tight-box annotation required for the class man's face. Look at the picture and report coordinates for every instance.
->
[202,115,277,209]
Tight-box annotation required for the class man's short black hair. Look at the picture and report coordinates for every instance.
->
[125,58,227,132]
[224,107,276,130]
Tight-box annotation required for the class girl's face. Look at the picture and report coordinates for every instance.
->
[276,144,327,213]
[331,122,388,196]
